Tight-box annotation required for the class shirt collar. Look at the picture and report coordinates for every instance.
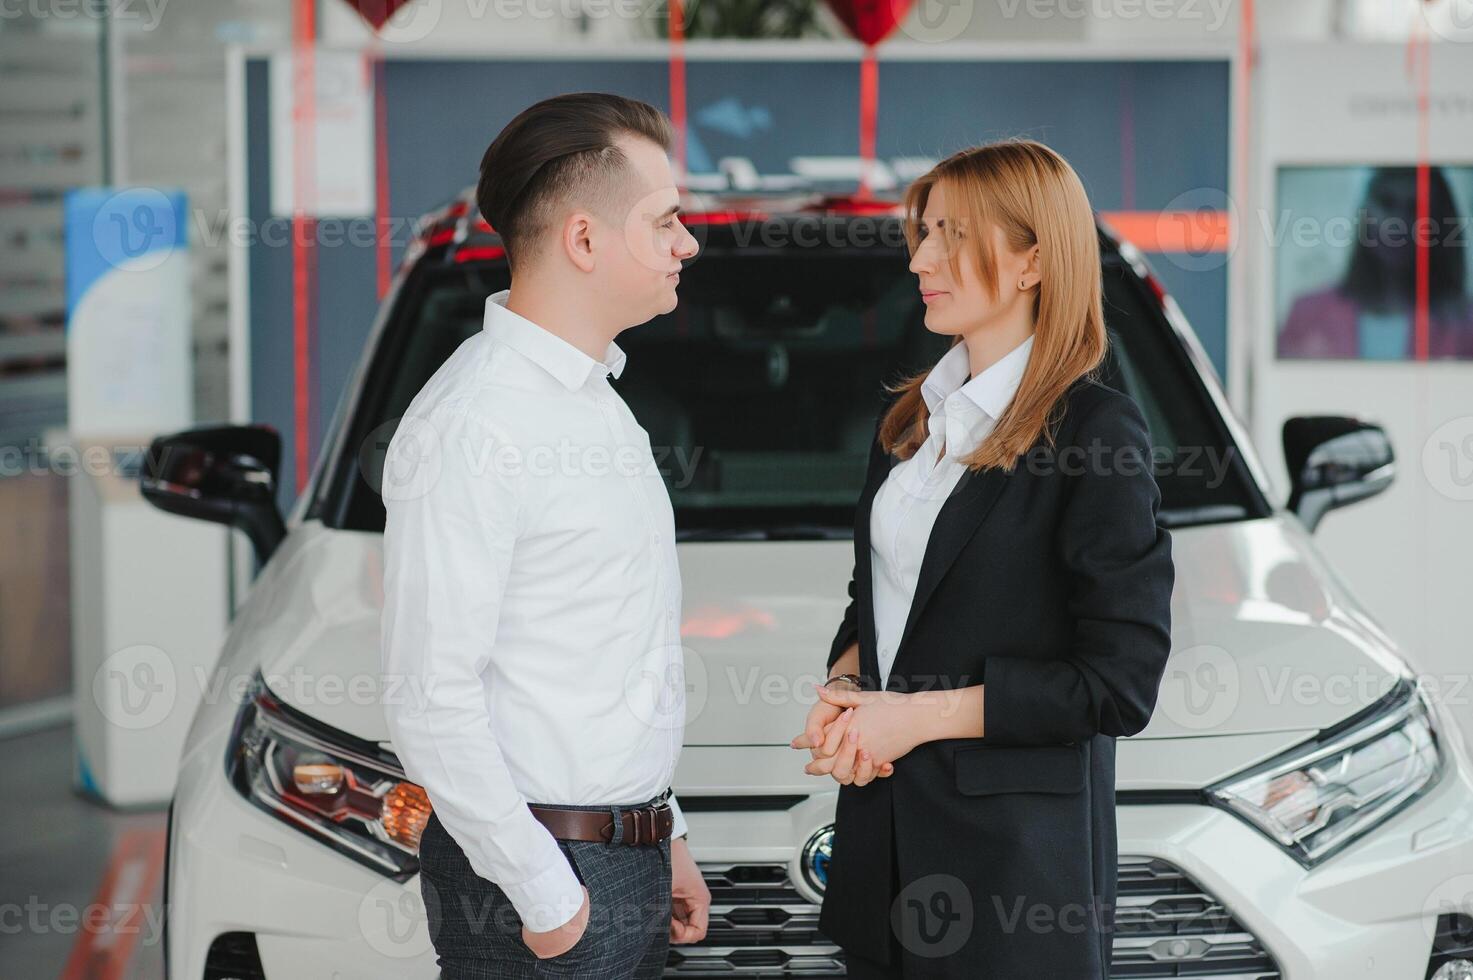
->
[921,333,1034,421]
[483,288,626,390]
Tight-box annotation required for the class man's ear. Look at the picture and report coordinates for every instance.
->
[563,211,597,273]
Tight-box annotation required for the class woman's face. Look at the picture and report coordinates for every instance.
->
[908,182,1036,338]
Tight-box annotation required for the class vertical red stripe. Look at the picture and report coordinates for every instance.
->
[856,45,879,200]
[668,0,686,188]
[1410,22,1431,362]
[1232,0,1255,257]
[292,0,317,494]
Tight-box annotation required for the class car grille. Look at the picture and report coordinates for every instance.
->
[663,856,1282,978]
[664,862,843,976]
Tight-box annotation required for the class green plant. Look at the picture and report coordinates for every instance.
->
[642,0,832,39]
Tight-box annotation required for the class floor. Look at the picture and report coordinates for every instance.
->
[1,721,167,980]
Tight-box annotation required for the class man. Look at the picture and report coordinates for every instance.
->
[380,92,709,978]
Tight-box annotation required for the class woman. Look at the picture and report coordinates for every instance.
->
[790,138,1175,979]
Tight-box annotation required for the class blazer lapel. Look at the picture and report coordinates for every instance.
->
[889,462,1012,678]
[853,441,900,684]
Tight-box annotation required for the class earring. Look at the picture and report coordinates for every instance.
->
[1019,279,1027,290]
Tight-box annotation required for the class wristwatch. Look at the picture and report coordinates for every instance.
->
[824,673,865,692]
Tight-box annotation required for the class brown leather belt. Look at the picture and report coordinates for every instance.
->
[527,799,674,846]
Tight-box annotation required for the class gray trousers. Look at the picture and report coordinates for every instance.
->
[418,802,673,979]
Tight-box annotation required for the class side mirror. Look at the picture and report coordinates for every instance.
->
[1282,415,1394,533]
[140,424,287,566]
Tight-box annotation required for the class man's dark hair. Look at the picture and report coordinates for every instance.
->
[476,92,674,271]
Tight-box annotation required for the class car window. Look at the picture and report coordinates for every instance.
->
[326,226,1260,535]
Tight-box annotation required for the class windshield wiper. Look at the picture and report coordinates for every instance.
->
[1157,505,1249,528]
[676,524,851,542]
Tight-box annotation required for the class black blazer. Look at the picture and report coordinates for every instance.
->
[816,376,1175,979]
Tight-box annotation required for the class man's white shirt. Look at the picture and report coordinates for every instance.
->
[869,333,1034,688]
[380,288,688,932]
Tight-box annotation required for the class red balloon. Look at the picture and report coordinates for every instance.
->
[338,0,416,31]
[823,0,917,46]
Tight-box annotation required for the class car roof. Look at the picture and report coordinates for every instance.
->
[405,185,1127,267]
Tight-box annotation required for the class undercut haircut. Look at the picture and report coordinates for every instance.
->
[476,92,674,272]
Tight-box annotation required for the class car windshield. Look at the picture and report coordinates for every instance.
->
[321,223,1264,537]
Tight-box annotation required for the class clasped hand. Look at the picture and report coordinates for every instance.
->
[789,684,922,787]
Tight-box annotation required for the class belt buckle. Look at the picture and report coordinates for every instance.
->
[609,800,668,847]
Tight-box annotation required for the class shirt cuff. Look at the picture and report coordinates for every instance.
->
[497,834,586,933]
[668,791,689,840]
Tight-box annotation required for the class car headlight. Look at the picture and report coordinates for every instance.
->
[1207,676,1443,867]
[227,670,430,880]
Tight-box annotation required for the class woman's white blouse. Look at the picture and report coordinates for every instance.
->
[869,333,1034,687]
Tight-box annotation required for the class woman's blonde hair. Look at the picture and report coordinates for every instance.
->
[880,137,1107,471]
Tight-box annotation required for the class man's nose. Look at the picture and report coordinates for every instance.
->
[677,226,699,259]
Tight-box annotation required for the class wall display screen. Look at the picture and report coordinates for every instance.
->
[1275,164,1473,361]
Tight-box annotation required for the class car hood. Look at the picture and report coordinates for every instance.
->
[252,515,1410,788]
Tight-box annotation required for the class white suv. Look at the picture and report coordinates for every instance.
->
[144,190,1473,979]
